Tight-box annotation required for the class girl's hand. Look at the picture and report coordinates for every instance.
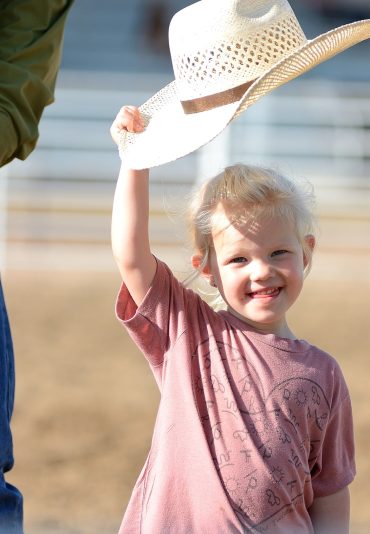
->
[110,105,144,146]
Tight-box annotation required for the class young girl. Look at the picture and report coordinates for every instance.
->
[111,106,355,534]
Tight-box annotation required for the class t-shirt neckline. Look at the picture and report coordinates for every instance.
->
[219,310,310,354]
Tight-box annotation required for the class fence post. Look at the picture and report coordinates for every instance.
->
[196,127,231,184]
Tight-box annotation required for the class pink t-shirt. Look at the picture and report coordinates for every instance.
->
[116,259,355,534]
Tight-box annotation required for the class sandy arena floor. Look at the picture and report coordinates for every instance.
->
[2,245,370,534]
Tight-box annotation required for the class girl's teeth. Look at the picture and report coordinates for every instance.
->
[251,288,279,296]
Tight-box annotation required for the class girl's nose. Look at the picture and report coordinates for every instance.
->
[249,260,273,282]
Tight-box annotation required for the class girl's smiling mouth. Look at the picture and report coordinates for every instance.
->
[248,287,281,298]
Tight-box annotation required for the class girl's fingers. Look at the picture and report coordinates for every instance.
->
[119,106,144,132]
[110,106,144,145]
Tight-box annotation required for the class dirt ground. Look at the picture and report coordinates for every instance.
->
[2,255,370,534]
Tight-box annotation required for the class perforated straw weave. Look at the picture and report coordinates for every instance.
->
[119,0,370,170]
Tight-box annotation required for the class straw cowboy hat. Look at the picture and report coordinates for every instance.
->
[119,0,370,169]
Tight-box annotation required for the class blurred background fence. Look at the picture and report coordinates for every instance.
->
[1,79,369,273]
[1,0,369,273]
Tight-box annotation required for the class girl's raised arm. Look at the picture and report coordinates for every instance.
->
[111,106,157,306]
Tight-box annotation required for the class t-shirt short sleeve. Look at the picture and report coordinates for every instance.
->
[116,258,204,370]
[310,373,356,497]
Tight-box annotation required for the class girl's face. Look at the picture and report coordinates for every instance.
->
[202,205,312,339]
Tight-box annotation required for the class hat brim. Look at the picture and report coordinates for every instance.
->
[119,19,370,170]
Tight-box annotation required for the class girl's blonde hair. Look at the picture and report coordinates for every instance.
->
[187,163,317,276]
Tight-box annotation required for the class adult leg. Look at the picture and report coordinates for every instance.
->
[0,281,23,534]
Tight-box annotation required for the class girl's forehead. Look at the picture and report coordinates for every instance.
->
[210,202,249,229]
[211,203,290,232]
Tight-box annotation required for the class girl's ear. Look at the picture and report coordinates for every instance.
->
[191,254,210,273]
[303,234,316,268]
[191,254,218,288]
[191,254,212,282]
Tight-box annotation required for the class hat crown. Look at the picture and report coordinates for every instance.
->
[169,0,307,100]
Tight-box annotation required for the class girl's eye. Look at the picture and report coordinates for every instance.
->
[230,256,247,264]
[271,249,288,257]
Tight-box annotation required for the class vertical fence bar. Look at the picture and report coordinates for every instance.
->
[196,127,231,183]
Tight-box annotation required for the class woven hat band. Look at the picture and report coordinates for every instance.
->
[181,79,258,114]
